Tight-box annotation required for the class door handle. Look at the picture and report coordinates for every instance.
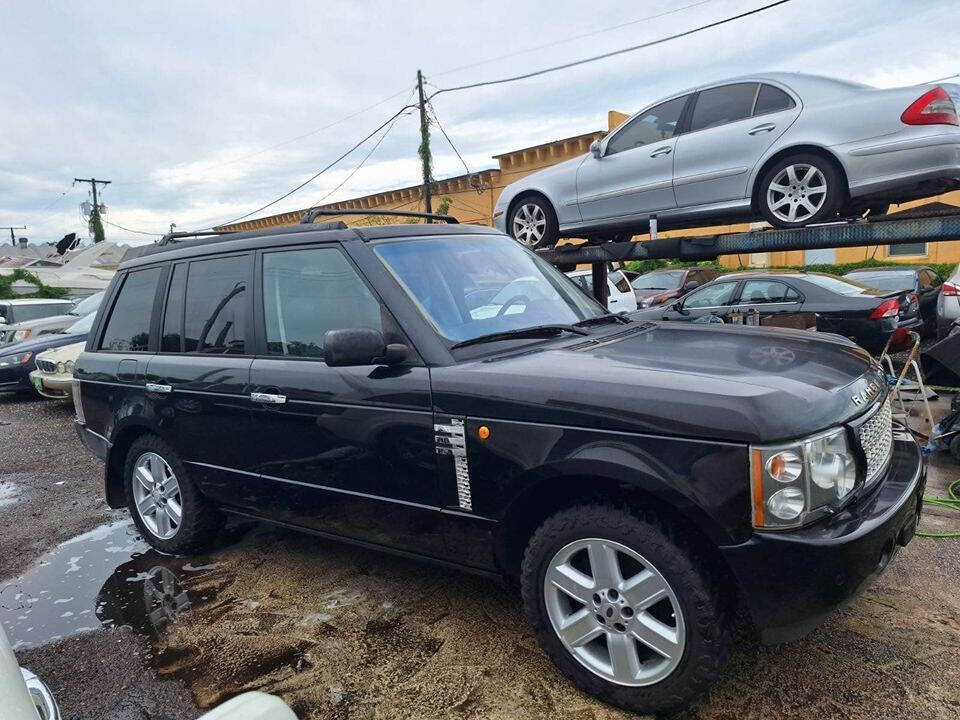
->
[650,146,672,157]
[145,383,172,394]
[748,123,776,135]
[251,392,287,405]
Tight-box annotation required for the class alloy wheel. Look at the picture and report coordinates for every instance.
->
[766,164,827,223]
[132,452,183,540]
[543,538,686,687]
[512,203,547,246]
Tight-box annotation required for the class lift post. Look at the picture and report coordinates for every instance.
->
[541,209,960,305]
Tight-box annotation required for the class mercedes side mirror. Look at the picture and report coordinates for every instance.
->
[324,328,408,367]
[589,140,602,158]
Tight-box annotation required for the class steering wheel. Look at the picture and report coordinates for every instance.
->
[496,294,530,318]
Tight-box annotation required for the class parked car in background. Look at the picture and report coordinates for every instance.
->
[0,291,104,347]
[0,313,93,394]
[844,266,940,336]
[494,73,960,248]
[0,299,75,345]
[631,266,720,307]
[936,262,960,338]
[29,340,84,399]
[567,268,639,312]
[1,622,59,720]
[633,271,921,354]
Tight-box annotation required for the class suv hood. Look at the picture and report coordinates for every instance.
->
[439,322,884,443]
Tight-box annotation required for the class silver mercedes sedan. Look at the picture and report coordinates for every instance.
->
[493,72,960,248]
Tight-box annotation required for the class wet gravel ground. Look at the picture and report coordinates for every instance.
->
[2,392,959,720]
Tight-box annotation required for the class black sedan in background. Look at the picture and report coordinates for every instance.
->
[630,266,720,308]
[844,266,941,336]
[632,271,922,354]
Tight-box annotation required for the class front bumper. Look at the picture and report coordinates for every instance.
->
[28,370,72,399]
[721,433,925,644]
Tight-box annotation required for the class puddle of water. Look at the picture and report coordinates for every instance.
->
[0,521,223,650]
[0,482,22,507]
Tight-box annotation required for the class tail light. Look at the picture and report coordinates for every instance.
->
[901,86,959,126]
[871,298,900,319]
[943,281,958,296]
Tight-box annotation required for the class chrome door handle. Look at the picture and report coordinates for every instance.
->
[748,123,776,135]
[251,392,287,405]
[145,383,172,394]
[650,146,672,157]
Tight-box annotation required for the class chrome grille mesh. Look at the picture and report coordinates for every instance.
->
[858,398,892,485]
[36,359,57,374]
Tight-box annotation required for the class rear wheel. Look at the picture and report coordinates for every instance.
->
[124,435,222,554]
[520,504,731,715]
[758,154,843,228]
[508,195,559,249]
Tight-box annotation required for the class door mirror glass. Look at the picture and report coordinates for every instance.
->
[589,139,602,158]
[324,328,407,367]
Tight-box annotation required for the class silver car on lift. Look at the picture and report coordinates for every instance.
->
[494,73,960,248]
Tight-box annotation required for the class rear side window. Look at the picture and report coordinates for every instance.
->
[184,255,248,354]
[753,84,796,115]
[161,263,187,352]
[9,303,73,323]
[740,280,798,303]
[262,247,382,358]
[689,83,758,132]
[98,267,162,352]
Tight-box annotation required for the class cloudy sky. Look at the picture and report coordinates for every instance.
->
[0,0,956,246]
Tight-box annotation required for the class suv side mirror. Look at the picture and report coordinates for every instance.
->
[324,328,408,367]
[589,140,602,158]
[683,281,699,292]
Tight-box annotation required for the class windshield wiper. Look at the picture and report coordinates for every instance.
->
[451,324,588,349]
[574,313,631,327]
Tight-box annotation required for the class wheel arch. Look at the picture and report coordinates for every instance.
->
[104,420,161,508]
[493,461,741,597]
[750,144,850,212]
[506,190,558,230]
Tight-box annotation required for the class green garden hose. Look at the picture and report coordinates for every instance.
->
[918,477,960,538]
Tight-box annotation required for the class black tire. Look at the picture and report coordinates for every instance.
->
[520,504,732,716]
[758,153,844,228]
[508,194,559,249]
[124,434,222,554]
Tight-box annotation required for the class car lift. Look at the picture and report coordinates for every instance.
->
[536,207,960,307]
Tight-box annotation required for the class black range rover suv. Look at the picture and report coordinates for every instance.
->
[74,217,925,715]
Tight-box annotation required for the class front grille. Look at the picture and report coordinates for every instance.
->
[858,398,893,486]
[37,359,57,374]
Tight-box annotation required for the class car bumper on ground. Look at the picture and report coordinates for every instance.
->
[28,370,73,399]
[721,432,925,644]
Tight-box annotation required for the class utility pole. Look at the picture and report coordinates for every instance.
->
[416,70,433,220]
[0,225,26,247]
[74,177,110,243]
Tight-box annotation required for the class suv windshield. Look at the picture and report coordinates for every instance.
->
[374,235,605,343]
[632,271,684,290]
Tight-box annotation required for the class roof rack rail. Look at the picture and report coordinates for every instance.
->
[300,208,459,225]
[157,230,230,247]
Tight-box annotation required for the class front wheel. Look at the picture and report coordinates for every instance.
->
[758,154,843,228]
[520,504,731,715]
[508,196,559,249]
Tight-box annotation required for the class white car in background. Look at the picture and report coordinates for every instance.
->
[29,341,85,400]
[2,623,296,719]
[566,268,639,312]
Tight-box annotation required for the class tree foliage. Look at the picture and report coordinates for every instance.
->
[0,268,70,300]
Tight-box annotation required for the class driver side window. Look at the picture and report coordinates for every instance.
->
[683,282,737,309]
[606,95,689,155]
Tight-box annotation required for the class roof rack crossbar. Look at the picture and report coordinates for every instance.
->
[300,208,459,225]
[157,230,231,246]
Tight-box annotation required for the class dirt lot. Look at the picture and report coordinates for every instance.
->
[2,392,959,720]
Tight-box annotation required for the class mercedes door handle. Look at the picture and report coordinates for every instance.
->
[145,383,172,394]
[650,146,672,157]
[250,392,287,405]
[748,123,776,135]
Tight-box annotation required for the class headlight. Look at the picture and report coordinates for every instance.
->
[56,361,65,374]
[64,360,75,374]
[751,427,857,529]
[0,351,32,368]
[12,329,31,342]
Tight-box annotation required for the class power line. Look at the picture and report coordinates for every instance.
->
[430,0,718,81]
[428,0,792,100]
[101,218,162,237]
[208,104,417,229]
[427,102,472,177]
[38,182,76,211]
